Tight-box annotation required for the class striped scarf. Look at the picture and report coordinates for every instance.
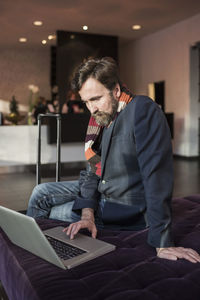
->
[85,86,134,176]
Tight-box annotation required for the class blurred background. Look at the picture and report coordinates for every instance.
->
[0,0,200,211]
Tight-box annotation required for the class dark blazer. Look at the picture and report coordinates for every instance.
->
[73,96,174,248]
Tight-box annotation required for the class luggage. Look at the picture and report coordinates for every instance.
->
[36,113,61,185]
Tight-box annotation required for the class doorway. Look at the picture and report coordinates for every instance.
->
[190,43,200,157]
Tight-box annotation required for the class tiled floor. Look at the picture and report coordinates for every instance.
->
[173,158,200,197]
[0,158,200,212]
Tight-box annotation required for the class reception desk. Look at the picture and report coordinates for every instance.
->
[0,125,85,167]
[0,112,173,170]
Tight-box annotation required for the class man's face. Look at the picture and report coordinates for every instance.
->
[79,77,121,126]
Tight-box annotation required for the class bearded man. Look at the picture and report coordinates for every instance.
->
[27,57,200,263]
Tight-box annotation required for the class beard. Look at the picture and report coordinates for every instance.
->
[92,94,118,127]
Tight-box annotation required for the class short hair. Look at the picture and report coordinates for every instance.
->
[71,57,122,92]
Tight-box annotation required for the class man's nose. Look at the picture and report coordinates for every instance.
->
[87,102,98,114]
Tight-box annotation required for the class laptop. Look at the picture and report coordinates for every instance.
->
[0,205,116,270]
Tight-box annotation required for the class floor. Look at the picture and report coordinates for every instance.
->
[0,157,200,212]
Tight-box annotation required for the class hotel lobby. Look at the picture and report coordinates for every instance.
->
[0,1,200,299]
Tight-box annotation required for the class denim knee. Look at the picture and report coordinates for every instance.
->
[27,181,80,218]
[28,183,48,204]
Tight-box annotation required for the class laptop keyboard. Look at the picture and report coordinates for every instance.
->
[45,235,86,260]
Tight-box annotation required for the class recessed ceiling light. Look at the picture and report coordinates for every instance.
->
[42,40,47,45]
[19,37,27,43]
[83,25,88,31]
[48,34,56,40]
[132,25,142,30]
[33,21,43,26]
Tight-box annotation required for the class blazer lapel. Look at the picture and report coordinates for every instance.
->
[101,118,117,178]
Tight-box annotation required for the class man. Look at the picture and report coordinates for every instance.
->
[27,57,200,263]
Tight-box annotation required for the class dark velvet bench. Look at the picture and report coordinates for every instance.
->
[1,195,200,300]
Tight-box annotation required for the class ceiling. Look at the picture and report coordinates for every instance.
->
[1,0,200,47]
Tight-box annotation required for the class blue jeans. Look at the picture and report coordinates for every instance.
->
[26,180,103,227]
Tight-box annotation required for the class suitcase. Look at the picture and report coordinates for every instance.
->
[36,113,61,185]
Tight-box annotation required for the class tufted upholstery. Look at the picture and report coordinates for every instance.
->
[0,195,200,300]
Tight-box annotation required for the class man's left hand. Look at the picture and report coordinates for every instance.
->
[156,247,200,263]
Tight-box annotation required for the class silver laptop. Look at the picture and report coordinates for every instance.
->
[0,205,115,269]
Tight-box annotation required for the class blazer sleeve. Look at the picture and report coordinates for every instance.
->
[133,96,174,248]
[72,167,101,214]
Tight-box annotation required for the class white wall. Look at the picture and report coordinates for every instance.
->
[119,13,200,157]
[0,45,51,110]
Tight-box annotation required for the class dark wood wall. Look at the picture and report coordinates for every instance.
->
[49,30,118,143]
[51,30,118,109]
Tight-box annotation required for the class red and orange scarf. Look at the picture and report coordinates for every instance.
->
[85,86,134,176]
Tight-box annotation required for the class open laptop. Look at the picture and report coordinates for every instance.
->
[0,205,116,269]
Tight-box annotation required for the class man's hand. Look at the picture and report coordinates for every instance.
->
[156,247,200,263]
[63,208,97,240]
[63,219,97,239]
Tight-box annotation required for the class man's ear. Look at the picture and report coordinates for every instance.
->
[113,83,121,99]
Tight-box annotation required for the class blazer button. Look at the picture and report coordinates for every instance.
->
[102,180,106,184]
